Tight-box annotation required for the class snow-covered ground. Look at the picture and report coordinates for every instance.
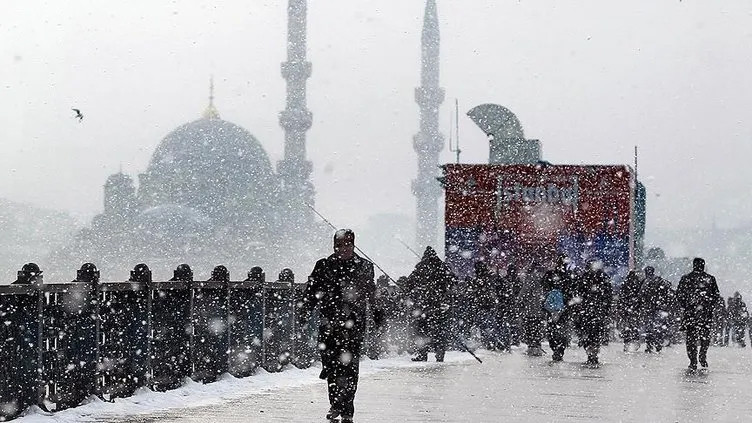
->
[18,344,752,422]
[16,353,474,422]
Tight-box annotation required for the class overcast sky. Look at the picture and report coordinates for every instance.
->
[2,0,752,237]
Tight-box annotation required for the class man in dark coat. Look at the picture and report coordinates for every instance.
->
[497,265,522,351]
[618,270,643,351]
[519,262,546,356]
[297,229,383,423]
[469,261,500,350]
[542,255,575,362]
[574,261,613,366]
[676,258,721,370]
[407,246,454,361]
[639,266,673,353]
[711,296,727,346]
[726,291,749,347]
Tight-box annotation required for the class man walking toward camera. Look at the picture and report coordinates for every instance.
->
[297,229,383,422]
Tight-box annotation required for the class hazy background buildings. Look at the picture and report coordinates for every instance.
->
[2,1,752,292]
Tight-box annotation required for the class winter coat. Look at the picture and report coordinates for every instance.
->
[496,274,521,320]
[618,272,643,319]
[472,272,499,313]
[574,269,613,332]
[298,253,381,354]
[406,249,455,336]
[518,268,546,321]
[639,275,673,317]
[676,269,721,328]
[727,296,749,325]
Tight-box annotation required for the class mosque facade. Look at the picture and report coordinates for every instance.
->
[51,0,319,280]
[50,0,447,279]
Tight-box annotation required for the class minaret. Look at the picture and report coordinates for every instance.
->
[278,0,314,231]
[413,0,445,250]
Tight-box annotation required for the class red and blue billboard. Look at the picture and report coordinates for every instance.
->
[444,163,635,279]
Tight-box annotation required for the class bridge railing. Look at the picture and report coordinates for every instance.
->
[0,269,318,421]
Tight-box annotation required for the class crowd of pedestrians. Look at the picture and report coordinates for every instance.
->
[367,249,749,373]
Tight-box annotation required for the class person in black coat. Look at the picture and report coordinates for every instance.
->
[676,258,721,370]
[726,291,749,347]
[519,262,546,356]
[574,261,613,366]
[497,265,521,351]
[711,296,727,346]
[470,261,500,350]
[618,270,643,351]
[407,246,454,361]
[542,255,575,362]
[297,229,382,423]
[639,266,673,353]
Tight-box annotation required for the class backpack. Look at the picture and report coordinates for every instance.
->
[545,289,565,313]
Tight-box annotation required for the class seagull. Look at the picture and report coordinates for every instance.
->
[72,108,83,122]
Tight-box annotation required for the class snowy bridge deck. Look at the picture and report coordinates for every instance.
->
[22,345,752,422]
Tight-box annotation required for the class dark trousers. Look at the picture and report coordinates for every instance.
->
[415,328,447,361]
[644,312,667,352]
[581,320,606,360]
[622,312,641,344]
[476,312,495,349]
[319,322,364,419]
[415,314,448,361]
[524,314,544,348]
[321,345,360,418]
[729,321,747,346]
[547,316,569,360]
[685,323,711,366]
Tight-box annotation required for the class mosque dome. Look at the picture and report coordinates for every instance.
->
[137,204,210,237]
[139,113,277,216]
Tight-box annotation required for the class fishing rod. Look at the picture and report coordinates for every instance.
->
[305,202,400,286]
[395,237,421,259]
[454,335,483,363]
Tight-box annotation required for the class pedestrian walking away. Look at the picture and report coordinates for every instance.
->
[574,260,613,367]
[407,246,454,362]
[618,270,643,352]
[639,266,673,353]
[676,257,721,371]
[726,291,749,347]
[542,255,575,362]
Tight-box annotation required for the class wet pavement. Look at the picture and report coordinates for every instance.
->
[79,344,752,422]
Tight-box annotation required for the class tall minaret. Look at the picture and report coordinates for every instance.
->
[278,0,314,231]
[413,0,445,250]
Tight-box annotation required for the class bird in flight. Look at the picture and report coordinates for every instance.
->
[72,108,83,122]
